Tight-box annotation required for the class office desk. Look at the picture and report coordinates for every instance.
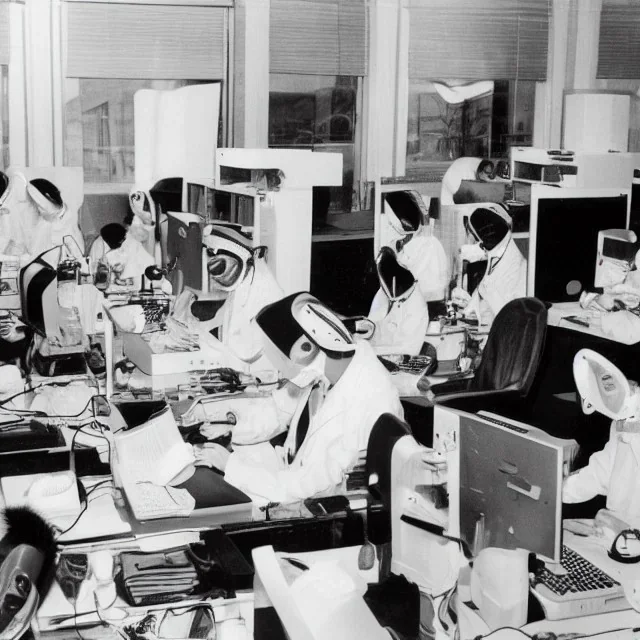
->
[457,527,640,639]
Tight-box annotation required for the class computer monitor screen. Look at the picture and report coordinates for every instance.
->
[529,186,629,302]
[457,411,565,562]
[19,247,60,338]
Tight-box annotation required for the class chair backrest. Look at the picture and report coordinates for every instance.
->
[252,545,390,640]
[365,413,412,545]
[470,297,547,395]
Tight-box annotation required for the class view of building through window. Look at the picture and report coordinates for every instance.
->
[406,80,536,178]
[64,79,210,186]
[269,74,359,214]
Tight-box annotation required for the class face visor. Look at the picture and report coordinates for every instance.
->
[383,190,427,237]
[0,544,43,640]
[0,172,9,217]
[466,203,511,252]
[204,226,260,292]
[376,246,416,301]
[129,188,155,227]
[27,179,65,222]
[573,348,640,420]
[255,292,355,379]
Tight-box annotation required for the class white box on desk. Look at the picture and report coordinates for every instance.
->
[123,333,226,377]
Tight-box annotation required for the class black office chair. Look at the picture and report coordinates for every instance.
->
[404,297,548,446]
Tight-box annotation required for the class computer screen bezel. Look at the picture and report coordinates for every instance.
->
[527,185,631,302]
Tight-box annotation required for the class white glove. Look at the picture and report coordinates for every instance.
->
[451,287,471,309]
[193,442,231,472]
[459,243,486,263]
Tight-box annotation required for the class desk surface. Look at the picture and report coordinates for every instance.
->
[548,302,640,345]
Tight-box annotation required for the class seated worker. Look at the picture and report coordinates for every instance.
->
[564,349,640,529]
[0,171,27,257]
[367,246,429,356]
[384,190,449,315]
[202,224,284,367]
[0,311,31,371]
[88,222,155,291]
[222,292,404,504]
[27,178,85,259]
[440,157,495,206]
[451,203,526,326]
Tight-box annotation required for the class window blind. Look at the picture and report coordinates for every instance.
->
[270,0,368,76]
[66,2,226,79]
[408,0,550,80]
[598,6,640,79]
[0,3,10,66]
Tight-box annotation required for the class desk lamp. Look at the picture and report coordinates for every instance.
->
[0,507,57,640]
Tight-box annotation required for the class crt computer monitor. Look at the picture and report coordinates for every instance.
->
[528,186,630,303]
[446,409,573,563]
[434,405,577,563]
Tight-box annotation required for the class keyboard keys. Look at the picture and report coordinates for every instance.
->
[535,546,619,596]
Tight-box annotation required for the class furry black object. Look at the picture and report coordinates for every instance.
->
[0,506,57,591]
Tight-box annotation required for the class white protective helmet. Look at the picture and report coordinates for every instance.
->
[573,348,640,420]
[254,292,355,379]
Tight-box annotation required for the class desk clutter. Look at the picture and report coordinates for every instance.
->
[5,160,640,640]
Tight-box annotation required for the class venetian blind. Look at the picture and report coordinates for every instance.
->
[270,0,368,76]
[408,0,550,80]
[597,6,640,79]
[0,2,10,66]
[66,2,226,79]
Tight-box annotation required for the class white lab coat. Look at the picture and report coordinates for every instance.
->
[563,421,640,527]
[466,236,527,325]
[368,285,429,356]
[224,341,404,505]
[220,258,284,366]
[90,233,155,291]
[396,231,449,303]
[440,157,483,206]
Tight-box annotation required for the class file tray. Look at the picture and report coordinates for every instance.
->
[0,420,65,454]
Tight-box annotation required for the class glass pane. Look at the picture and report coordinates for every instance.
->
[64,79,210,185]
[406,79,536,178]
[1,65,8,170]
[269,74,358,214]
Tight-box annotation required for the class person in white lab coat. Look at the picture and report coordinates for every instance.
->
[439,157,495,206]
[27,179,85,259]
[451,203,526,326]
[88,223,155,291]
[203,224,284,367]
[126,187,159,258]
[563,349,640,528]
[223,292,404,505]
[0,172,28,257]
[368,246,429,356]
[383,189,449,309]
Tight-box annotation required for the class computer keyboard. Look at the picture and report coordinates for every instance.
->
[125,482,195,521]
[532,545,629,620]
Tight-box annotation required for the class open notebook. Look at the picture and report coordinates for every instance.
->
[114,408,197,520]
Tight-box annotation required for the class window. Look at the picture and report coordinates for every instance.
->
[63,1,228,190]
[1,65,8,170]
[406,80,537,178]
[64,79,209,187]
[269,74,359,213]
